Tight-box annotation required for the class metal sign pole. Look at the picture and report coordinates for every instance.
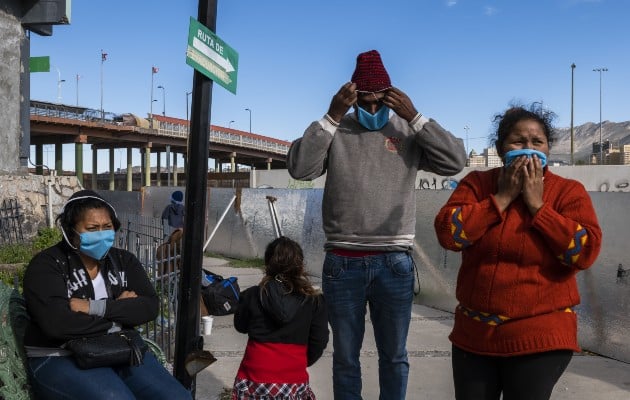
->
[173,0,217,394]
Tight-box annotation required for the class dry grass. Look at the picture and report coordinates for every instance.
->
[218,387,232,399]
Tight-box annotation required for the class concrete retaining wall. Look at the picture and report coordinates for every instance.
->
[253,165,630,193]
[0,175,82,239]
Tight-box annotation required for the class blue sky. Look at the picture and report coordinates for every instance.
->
[29,0,629,172]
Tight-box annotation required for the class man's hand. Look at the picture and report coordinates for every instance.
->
[327,82,357,123]
[382,87,418,122]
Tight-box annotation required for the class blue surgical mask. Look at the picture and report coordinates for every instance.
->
[357,105,390,131]
[79,230,115,260]
[504,149,547,168]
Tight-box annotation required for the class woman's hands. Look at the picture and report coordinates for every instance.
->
[69,298,90,314]
[495,154,544,215]
[69,291,138,314]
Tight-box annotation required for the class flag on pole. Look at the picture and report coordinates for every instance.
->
[101,51,108,62]
[152,66,159,74]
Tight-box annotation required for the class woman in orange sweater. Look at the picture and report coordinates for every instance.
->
[434,103,602,400]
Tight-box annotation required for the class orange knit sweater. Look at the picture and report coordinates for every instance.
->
[434,168,602,356]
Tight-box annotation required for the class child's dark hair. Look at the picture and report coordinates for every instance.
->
[261,236,319,297]
[490,101,556,157]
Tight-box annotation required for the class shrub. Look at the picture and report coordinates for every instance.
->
[32,227,62,252]
[0,264,26,290]
[0,227,61,290]
[0,243,33,264]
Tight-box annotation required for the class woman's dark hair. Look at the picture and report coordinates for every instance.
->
[490,101,556,157]
[260,236,319,297]
[56,194,121,248]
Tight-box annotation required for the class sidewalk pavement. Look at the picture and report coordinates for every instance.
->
[194,257,630,400]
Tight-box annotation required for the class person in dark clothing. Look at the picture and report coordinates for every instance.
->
[162,190,185,234]
[232,236,329,400]
[23,189,190,400]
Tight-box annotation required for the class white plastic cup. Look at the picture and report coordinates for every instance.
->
[201,316,214,335]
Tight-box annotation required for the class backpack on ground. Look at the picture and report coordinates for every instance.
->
[200,271,240,316]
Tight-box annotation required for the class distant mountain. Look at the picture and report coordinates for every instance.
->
[551,120,630,163]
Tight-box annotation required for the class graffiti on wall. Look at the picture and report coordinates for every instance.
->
[417,178,459,190]
[617,263,629,284]
[597,179,630,192]
[287,179,315,189]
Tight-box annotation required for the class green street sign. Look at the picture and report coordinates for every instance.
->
[186,17,238,94]
[30,56,50,73]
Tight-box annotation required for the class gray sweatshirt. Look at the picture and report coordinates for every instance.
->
[287,112,466,251]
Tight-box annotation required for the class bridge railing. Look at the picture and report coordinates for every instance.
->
[30,100,290,154]
[209,129,289,155]
[155,120,189,138]
[30,100,120,124]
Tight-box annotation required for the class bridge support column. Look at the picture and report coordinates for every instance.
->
[75,143,83,185]
[74,135,87,187]
[91,145,98,189]
[35,144,43,175]
[126,148,133,192]
[109,148,115,190]
[173,153,178,186]
[144,145,152,187]
[156,151,161,187]
[230,152,236,172]
[267,157,272,170]
[55,143,63,176]
[166,145,171,187]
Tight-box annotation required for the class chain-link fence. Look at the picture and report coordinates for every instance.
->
[117,212,180,362]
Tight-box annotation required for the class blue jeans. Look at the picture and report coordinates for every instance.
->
[27,352,191,400]
[322,251,414,400]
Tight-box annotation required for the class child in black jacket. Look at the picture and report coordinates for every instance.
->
[232,236,329,400]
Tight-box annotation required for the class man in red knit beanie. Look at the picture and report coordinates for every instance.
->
[434,102,602,400]
[288,49,466,399]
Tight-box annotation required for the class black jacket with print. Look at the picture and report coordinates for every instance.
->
[23,241,159,348]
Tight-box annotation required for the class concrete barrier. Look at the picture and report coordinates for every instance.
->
[102,186,629,363]
[200,188,629,364]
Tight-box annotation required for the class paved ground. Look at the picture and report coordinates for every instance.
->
[193,258,630,400]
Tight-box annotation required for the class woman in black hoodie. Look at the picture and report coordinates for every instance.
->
[23,190,190,400]
[232,236,329,400]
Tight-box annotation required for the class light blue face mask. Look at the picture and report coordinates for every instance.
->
[357,105,390,131]
[503,149,547,168]
[79,230,115,260]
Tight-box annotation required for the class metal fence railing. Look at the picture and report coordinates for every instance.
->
[0,198,24,245]
[117,213,180,362]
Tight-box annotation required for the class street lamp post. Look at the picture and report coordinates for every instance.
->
[245,108,251,133]
[570,63,576,165]
[229,120,235,129]
[463,125,470,156]
[593,67,608,165]
[157,85,166,116]
[76,74,81,107]
[186,91,192,122]
[56,68,65,102]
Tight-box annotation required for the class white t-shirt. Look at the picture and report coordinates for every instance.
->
[92,271,108,300]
